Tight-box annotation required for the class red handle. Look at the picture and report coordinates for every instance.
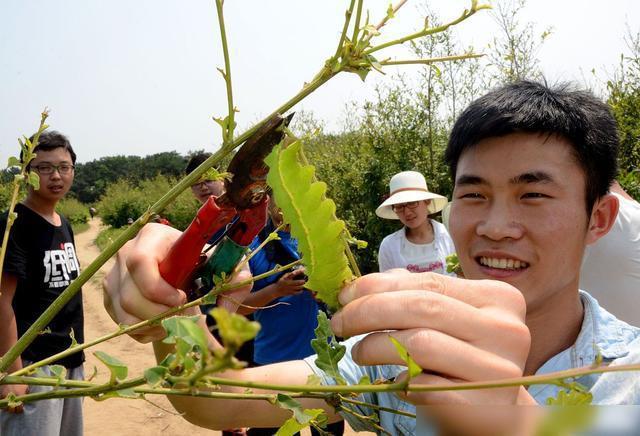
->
[158,196,236,290]
[226,196,269,246]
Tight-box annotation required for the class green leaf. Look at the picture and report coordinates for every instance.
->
[7,156,20,167]
[357,375,372,385]
[201,292,218,305]
[306,374,322,386]
[49,365,67,384]
[274,394,326,436]
[211,307,260,350]
[545,381,593,405]
[311,312,346,385]
[28,171,40,190]
[389,336,422,379]
[69,328,78,347]
[363,24,379,36]
[354,67,370,82]
[386,3,395,20]
[535,403,595,436]
[144,366,168,387]
[446,253,462,275]
[94,351,128,382]
[265,140,355,309]
[95,387,140,401]
[161,315,208,351]
[6,393,22,409]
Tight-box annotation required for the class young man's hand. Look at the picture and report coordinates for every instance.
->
[103,223,252,343]
[275,269,307,296]
[0,384,28,414]
[331,270,532,405]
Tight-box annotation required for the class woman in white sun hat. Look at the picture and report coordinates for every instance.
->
[376,171,455,274]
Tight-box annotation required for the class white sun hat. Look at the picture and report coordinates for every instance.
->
[375,171,449,219]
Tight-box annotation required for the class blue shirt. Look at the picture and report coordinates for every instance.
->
[249,231,320,365]
[304,291,640,435]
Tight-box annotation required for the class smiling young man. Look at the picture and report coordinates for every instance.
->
[101,81,640,435]
[0,131,85,436]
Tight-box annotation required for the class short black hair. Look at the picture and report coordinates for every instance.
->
[445,80,619,214]
[24,131,77,168]
[185,152,213,175]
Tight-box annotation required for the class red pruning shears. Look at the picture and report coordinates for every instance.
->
[158,113,293,301]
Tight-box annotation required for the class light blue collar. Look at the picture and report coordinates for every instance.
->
[529,291,640,402]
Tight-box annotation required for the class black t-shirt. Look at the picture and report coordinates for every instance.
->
[0,203,84,368]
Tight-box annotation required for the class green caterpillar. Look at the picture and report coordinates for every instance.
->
[265,140,354,309]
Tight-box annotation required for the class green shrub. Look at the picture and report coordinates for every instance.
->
[619,170,640,202]
[57,197,90,226]
[97,175,199,230]
[0,183,14,212]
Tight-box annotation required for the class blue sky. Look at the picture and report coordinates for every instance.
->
[1,0,639,164]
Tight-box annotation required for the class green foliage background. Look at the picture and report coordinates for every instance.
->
[57,197,90,227]
[606,29,640,199]
[97,175,199,230]
[71,151,187,204]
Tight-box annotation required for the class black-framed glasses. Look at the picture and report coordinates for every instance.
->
[32,163,75,175]
[391,201,420,212]
[190,179,218,190]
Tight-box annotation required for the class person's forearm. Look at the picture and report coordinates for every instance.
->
[236,284,280,315]
[0,305,23,373]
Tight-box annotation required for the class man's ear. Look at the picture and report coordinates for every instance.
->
[585,194,619,245]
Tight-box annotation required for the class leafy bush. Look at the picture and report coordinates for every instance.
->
[619,170,640,202]
[97,175,199,230]
[306,82,452,274]
[0,183,14,212]
[57,197,90,226]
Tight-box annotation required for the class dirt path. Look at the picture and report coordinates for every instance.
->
[77,218,217,436]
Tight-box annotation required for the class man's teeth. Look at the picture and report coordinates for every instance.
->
[479,257,528,269]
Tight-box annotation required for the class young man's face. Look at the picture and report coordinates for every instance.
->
[190,179,224,204]
[28,148,75,203]
[449,133,592,312]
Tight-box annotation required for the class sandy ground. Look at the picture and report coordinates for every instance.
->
[78,218,218,436]
[77,218,366,436]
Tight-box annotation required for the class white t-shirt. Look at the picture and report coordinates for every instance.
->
[378,219,456,275]
[580,192,640,327]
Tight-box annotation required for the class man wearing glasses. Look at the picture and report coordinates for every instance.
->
[0,131,85,436]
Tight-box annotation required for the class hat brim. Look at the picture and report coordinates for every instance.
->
[375,190,448,219]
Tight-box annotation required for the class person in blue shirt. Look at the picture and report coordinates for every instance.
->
[239,198,344,435]
[241,206,318,365]
[102,81,640,435]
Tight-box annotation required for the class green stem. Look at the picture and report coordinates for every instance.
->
[0,376,147,407]
[350,0,365,46]
[405,362,640,393]
[232,223,286,274]
[11,257,297,377]
[381,53,485,66]
[1,375,96,389]
[364,2,491,56]
[0,183,22,293]
[341,233,362,277]
[215,0,236,144]
[339,395,416,418]
[0,111,49,294]
[334,0,357,59]
[360,0,408,48]
[136,387,324,401]
[338,404,391,435]
[176,375,407,395]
